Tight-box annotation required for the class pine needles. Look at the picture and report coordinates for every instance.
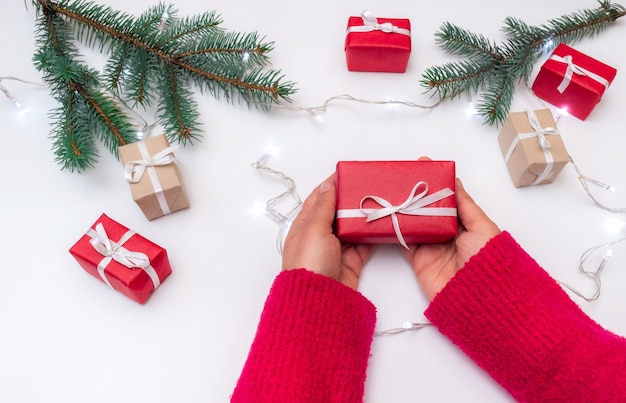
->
[421,0,625,126]
[32,0,296,172]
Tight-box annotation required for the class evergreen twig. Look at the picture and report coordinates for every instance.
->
[32,0,296,172]
[421,0,625,126]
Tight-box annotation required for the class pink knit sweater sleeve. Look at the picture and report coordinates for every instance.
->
[425,231,626,402]
[231,269,376,403]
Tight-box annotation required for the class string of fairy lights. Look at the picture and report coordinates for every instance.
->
[3,66,625,335]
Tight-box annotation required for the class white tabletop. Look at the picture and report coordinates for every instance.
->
[2,1,625,402]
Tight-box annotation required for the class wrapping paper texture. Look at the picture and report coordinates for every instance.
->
[335,160,457,245]
[119,134,189,221]
[69,213,172,304]
[532,43,617,120]
[498,109,569,187]
[344,15,411,73]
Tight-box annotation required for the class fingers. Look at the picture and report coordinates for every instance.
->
[314,173,338,231]
[297,173,336,232]
[351,243,378,266]
[286,173,336,243]
[399,243,418,261]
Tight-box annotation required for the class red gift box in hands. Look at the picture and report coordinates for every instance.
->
[335,161,457,248]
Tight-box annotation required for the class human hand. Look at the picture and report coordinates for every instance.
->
[402,176,501,301]
[282,174,376,291]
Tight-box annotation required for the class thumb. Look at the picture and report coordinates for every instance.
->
[289,174,337,235]
[311,175,337,231]
[455,178,495,231]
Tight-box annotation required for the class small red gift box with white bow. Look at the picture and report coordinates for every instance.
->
[344,10,412,73]
[335,160,457,248]
[532,43,617,120]
[69,213,172,304]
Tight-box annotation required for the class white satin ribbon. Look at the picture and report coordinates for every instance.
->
[346,10,411,37]
[336,181,456,249]
[504,110,557,185]
[124,142,177,215]
[550,54,610,94]
[87,223,161,290]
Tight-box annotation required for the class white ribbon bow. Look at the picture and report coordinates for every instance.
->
[124,145,178,183]
[504,110,558,185]
[336,182,456,249]
[347,10,411,36]
[550,54,610,94]
[87,223,161,290]
[124,142,178,215]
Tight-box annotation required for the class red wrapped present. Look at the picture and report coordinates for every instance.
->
[69,213,172,304]
[531,43,617,120]
[344,10,411,73]
[335,161,457,248]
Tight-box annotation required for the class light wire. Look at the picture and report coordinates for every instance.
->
[251,153,302,255]
[263,94,442,116]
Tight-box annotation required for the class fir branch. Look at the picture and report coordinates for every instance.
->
[476,69,515,125]
[49,93,99,171]
[422,1,625,126]
[38,0,293,102]
[156,9,223,48]
[158,63,200,142]
[435,22,504,62]
[32,0,296,171]
[420,59,497,99]
[34,3,136,171]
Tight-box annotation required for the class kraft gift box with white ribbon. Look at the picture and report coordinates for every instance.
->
[335,160,457,248]
[344,10,411,73]
[119,134,189,221]
[532,43,617,120]
[498,109,570,188]
[69,213,172,304]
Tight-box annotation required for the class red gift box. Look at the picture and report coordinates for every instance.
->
[531,43,617,120]
[69,213,172,304]
[335,161,457,247]
[344,10,411,73]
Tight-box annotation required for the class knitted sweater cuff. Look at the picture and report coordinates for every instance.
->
[424,231,625,401]
[232,269,376,402]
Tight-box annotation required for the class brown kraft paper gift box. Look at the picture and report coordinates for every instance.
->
[119,134,189,220]
[498,109,569,188]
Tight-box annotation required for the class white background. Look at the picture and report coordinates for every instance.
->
[2,0,625,402]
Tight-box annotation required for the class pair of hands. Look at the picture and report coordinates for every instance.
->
[281,166,501,301]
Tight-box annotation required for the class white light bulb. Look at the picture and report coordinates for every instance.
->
[265,144,280,157]
[543,38,555,52]
[242,52,250,63]
[465,102,478,116]
[386,101,399,111]
[605,218,625,235]
[250,202,267,217]
[158,11,170,30]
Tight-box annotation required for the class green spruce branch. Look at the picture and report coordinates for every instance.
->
[421,0,625,126]
[32,0,296,172]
